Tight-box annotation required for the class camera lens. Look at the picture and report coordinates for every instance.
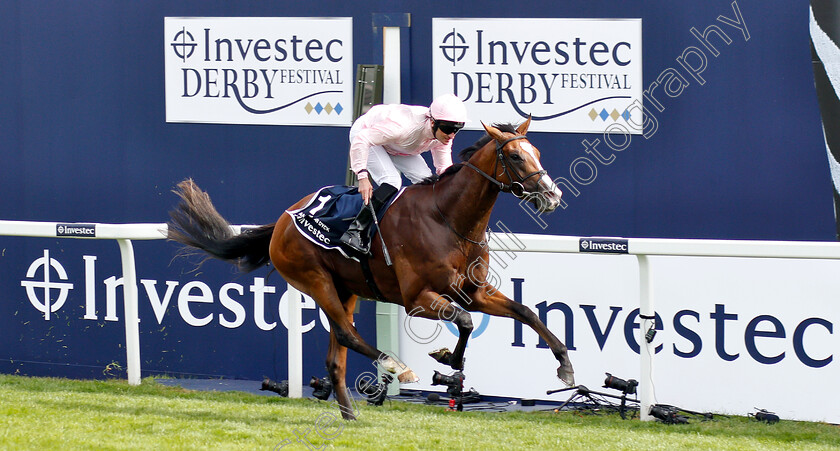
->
[431,370,447,386]
[649,405,689,424]
[603,373,638,395]
[431,370,463,387]
[260,378,289,397]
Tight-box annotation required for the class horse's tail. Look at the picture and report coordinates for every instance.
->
[167,179,274,272]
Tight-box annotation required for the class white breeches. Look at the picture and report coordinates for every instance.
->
[364,145,432,188]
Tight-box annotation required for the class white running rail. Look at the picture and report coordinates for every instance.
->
[0,220,303,397]
[6,220,840,416]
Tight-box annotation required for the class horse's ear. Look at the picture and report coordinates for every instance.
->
[482,121,505,141]
[516,115,532,135]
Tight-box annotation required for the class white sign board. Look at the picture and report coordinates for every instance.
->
[433,18,643,134]
[165,17,353,126]
[399,252,839,423]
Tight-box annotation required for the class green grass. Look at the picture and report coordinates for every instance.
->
[0,374,837,450]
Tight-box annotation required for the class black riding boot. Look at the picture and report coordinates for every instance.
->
[340,183,398,254]
[340,205,374,254]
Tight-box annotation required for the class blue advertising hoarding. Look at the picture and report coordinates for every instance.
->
[0,0,832,383]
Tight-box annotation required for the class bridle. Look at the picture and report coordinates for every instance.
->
[433,133,550,246]
[464,135,547,198]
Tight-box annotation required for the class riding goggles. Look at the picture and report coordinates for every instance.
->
[436,120,465,135]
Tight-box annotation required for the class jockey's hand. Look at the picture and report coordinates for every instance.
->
[358,177,373,205]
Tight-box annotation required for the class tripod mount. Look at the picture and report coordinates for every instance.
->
[547,385,640,419]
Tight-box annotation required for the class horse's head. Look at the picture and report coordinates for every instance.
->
[478,117,563,212]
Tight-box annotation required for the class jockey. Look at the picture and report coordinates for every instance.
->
[340,93,469,254]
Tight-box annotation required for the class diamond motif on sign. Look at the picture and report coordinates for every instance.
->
[610,109,620,121]
[324,103,334,114]
[315,103,324,114]
[305,103,314,114]
[622,109,631,121]
[599,109,609,120]
[334,103,343,115]
[588,108,598,121]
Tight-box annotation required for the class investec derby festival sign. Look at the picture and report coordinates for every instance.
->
[433,18,642,134]
[165,17,352,126]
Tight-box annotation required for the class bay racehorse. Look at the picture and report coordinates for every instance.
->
[167,118,574,419]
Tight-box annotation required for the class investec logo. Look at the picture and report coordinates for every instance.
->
[432,18,643,134]
[579,237,629,254]
[164,17,353,126]
[18,250,331,333]
[56,223,96,237]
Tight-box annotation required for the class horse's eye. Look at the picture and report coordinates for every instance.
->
[510,153,523,162]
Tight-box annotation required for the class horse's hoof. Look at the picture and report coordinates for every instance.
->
[428,348,452,365]
[397,369,419,383]
[379,356,405,374]
[556,367,575,387]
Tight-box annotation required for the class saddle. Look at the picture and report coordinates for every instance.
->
[285,185,400,258]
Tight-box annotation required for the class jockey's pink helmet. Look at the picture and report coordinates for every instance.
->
[429,94,468,123]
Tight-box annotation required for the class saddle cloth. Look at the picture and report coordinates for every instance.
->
[285,185,402,257]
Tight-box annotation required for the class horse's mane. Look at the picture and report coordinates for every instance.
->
[417,123,518,185]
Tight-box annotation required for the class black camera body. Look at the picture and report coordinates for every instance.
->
[753,409,780,424]
[649,404,690,424]
[356,373,393,406]
[431,370,465,398]
[260,378,289,397]
[603,373,638,395]
[309,376,333,400]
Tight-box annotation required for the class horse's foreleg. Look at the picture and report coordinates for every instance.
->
[406,291,474,371]
[448,308,472,371]
[468,290,575,386]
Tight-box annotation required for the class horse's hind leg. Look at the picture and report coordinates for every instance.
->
[308,284,375,419]
[298,277,417,414]
[326,329,356,420]
[467,290,575,386]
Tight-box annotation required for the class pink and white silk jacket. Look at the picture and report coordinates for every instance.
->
[349,104,453,178]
